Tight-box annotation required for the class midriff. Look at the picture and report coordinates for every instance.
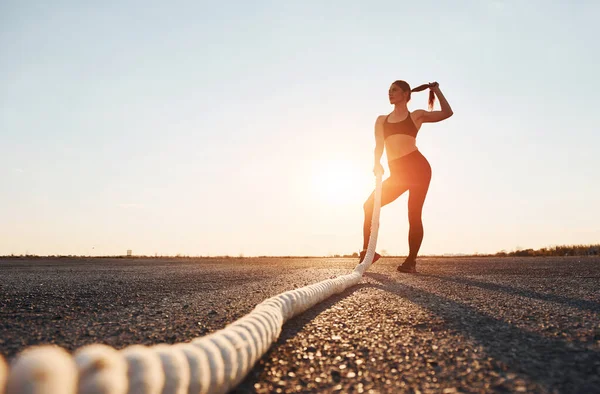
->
[385,134,418,162]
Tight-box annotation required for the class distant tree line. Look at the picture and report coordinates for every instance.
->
[495,244,600,257]
[2,244,599,259]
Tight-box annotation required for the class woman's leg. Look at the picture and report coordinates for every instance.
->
[399,152,432,272]
[405,181,431,262]
[362,177,408,250]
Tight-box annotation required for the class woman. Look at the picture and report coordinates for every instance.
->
[359,80,453,273]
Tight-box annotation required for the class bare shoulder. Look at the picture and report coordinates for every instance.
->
[374,115,387,129]
[374,115,386,136]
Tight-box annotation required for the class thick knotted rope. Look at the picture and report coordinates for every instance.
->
[1,173,383,394]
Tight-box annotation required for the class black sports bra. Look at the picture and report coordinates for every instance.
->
[383,112,418,139]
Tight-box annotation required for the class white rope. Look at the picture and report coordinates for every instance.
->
[152,345,190,394]
[5,346,77,394]
[1,354,7,394]
[2,173,383,394]
[74,345,128,394]
[121,345,165,394]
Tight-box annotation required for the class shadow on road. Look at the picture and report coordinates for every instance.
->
[365,272,600,393]
[418,273,600,312]
[275,283,372,344]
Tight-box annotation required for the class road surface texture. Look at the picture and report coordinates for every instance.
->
[1,256,599,393]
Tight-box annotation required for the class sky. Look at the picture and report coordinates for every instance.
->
[1,0,599,257]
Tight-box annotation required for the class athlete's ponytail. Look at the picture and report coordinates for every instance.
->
[393,80,436,111]
[411,83,436,111]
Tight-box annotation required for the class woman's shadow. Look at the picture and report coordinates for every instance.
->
[363,271,599,392]
[418,273,600,312]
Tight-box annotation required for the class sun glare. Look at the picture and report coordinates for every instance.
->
[309,158,368,206]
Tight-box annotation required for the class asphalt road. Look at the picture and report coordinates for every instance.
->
[1,256,599,393]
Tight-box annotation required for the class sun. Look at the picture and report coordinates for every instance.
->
[308,158,368,206]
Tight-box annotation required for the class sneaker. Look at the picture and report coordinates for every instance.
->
[359,250,381,264]
[397,260,417,273]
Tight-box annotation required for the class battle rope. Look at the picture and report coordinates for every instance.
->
[1,173,383,394]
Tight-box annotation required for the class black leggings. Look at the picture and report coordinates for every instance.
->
[363,150,432,259]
